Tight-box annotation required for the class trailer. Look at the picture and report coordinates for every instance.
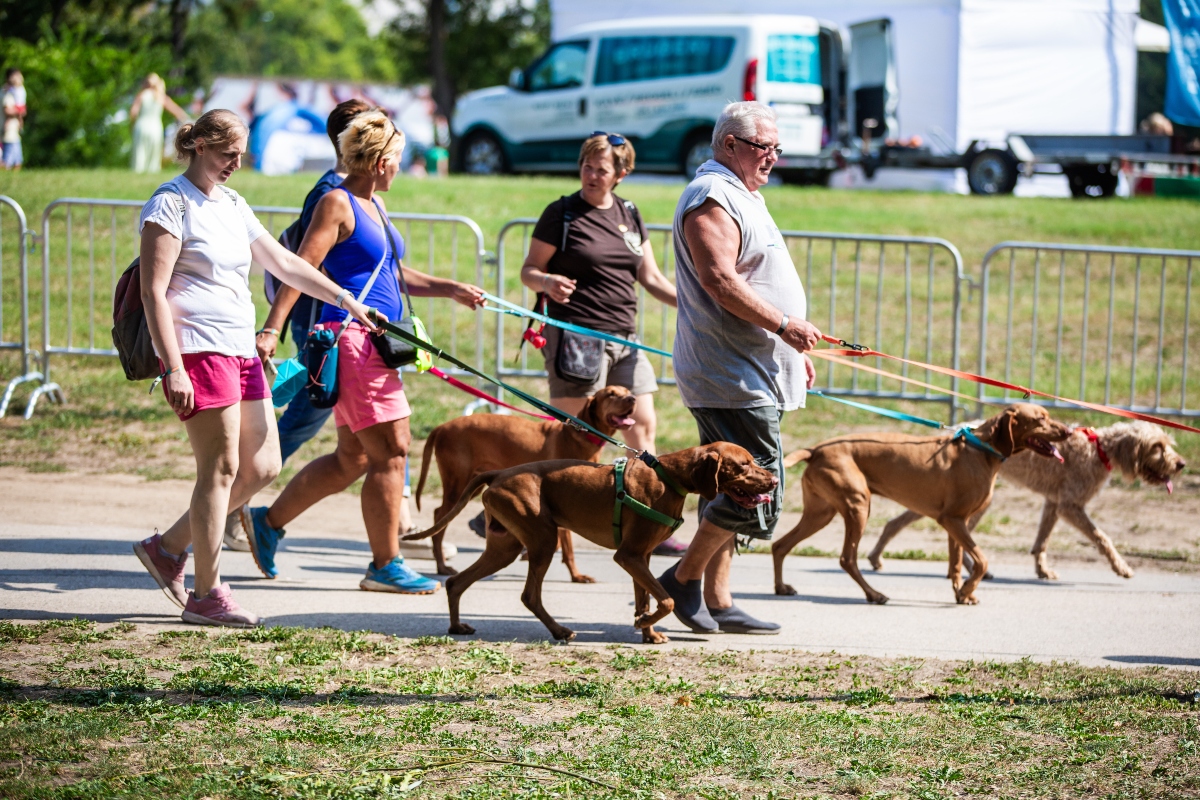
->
[550,0,1200,196]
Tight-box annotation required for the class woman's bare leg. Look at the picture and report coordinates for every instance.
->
[265,425,368,529]
[354,417,411,568]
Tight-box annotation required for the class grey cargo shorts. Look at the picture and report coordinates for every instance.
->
[688,405,785,540]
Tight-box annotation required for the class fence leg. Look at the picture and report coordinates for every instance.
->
[22,380,63,419]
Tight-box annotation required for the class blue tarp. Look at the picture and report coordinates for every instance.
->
[1164,0,1200,127]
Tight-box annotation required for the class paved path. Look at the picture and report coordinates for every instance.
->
[2,469,1197,669]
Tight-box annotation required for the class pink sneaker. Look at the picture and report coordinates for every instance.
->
[181,583,262,628]
[133,532,189,609]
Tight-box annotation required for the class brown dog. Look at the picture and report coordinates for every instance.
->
[869,420,1187,580]
[415,385,637,577]
[772,404,1070,605]
[404,442,778,643]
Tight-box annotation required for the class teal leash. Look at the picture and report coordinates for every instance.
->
[808,390,1006,460]
[482,292,673,358]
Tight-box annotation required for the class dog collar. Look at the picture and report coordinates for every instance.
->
[584,432,606,447]
[611,457,685,547]
[954,428,1007,461]
[1079,427,1112,472]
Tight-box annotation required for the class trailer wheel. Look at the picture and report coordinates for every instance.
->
[681,131,713,179]
[1065,164,1118,199]
[967,149,1018,195]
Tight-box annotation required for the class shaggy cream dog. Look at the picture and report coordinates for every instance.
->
[868,421,1186,579]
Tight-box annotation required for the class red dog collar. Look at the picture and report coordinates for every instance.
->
[1079,427,1112,472]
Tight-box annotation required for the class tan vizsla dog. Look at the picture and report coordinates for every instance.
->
[404,442,778,644]
[869,420,1187,580]
[772,404,1070,605]
[414,385,637,578]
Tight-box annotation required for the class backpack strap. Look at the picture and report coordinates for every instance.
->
[559,195,576,252]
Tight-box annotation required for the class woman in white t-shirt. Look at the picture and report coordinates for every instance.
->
[132,109,376,628]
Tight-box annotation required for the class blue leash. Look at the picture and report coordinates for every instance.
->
[809,390,1005,460]
[482,292,673,358]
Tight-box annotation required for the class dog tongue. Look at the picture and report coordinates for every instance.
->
[752,493,772,504]
[1166,479,1174,495]
[611,416,636,428]
[1050,444,1064,463]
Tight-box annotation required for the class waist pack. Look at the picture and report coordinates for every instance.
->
[555,328,605,384]
[304,325,341,409]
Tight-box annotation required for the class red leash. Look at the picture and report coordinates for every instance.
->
[427,367,554,421]
[818,335,1200,435]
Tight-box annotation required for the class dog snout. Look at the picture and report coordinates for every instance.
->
[1177,458,1187,471]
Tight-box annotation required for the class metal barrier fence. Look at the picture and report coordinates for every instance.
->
[0,196,55,418]
[975,242,1200,418]
[494,218,966,421]
[24,198,490,417]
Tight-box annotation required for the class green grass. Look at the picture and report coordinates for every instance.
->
[1,619,1197,798]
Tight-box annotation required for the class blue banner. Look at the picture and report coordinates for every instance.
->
[1164,0,1200,127]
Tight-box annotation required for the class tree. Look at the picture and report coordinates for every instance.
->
[387,0,550,119]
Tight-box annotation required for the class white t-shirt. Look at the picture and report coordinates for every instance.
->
[139,175,268,358]
[2,86,25,143]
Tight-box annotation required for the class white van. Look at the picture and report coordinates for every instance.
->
[451,15,844,182]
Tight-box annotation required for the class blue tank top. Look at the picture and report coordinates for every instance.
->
[318,187,405,325]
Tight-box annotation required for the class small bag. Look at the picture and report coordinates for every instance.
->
[555,329,605,384]
[368,198,432,371]
[304,325,341,409]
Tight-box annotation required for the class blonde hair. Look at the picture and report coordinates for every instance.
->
[339,111,405,175]
[174,109,246,162]
[578,133,635,175]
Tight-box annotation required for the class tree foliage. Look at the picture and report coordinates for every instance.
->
[387,0,550,118]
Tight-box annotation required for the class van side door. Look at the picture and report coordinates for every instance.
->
[506,39,592,170]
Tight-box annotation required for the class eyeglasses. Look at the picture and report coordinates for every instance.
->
[734,136,783,158]
[592,131,627,146]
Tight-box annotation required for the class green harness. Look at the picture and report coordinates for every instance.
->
[611,453,687,547]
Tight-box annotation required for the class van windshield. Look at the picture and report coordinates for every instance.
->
[766,33,821,85]
[527,41,589,91]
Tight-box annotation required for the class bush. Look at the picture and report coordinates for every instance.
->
[0,25,168,168]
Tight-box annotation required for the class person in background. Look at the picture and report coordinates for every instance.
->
[659,101,820,635]
[2,68,26,171]
[219,98,372,552]
[130,73,189,173]
[1139,112,1174,137]
[132,109,377,627]
[511,131,686,555]
[241,111,485,595]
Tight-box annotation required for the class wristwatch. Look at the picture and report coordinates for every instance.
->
[775,314,789,335]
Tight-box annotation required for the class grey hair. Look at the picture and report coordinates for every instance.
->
[711,101,778,150]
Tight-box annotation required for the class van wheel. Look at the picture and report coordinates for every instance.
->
[681,131,713,179]
[967,149,1018,195]
[461,131,508,175]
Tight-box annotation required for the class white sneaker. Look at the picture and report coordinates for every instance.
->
[398,535,456,562]
[223,512,251,551]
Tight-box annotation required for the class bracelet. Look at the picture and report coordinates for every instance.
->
[335,289,350,309]
[148,366,180,395]
[541,274,550,290]
[257,327,278,337]
[775,314,789,336]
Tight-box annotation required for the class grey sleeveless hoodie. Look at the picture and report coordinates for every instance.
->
[672,160,808,411]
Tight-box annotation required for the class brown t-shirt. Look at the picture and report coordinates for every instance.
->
[531,192,648,334]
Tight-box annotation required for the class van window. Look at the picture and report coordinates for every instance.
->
[594,36,735,86]
[527,41,589,91]
[766,34,821,85]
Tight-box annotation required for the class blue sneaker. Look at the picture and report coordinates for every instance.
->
[240,505,284,579]
[360,557,440,595]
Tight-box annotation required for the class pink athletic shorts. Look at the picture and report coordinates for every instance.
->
[161,352,271,421]
[330,323,411,433]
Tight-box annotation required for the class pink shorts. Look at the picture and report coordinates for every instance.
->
[162,352,271,421]
[330,323,411,433]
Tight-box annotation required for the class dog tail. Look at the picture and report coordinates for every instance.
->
[402,470,499,541]
[414,426,439,512]
[782,448,812,468]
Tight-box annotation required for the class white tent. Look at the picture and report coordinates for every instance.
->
[551,0,1141,152]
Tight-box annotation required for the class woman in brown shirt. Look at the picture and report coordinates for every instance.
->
[520,133,676,453]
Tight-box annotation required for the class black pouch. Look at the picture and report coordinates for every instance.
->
[555,329,604,384]
[371,321,417,368]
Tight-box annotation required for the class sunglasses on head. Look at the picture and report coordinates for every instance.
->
[592,131,627,146]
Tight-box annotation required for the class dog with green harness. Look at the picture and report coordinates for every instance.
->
[402,441,778,644]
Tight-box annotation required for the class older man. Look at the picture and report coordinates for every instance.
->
[660,101,821,634]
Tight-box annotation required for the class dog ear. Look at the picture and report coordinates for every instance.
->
[989,407,1018,457]
[692,451,722,501]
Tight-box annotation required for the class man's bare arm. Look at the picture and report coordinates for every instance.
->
[683,198,820,352]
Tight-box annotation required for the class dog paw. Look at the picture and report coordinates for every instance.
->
[1113,561,1134,579]
[642,628,669,644]
[866,593,889,605]
[868,555,884,571]
[551,627,576,642]
[570,573,597,584]
[774,583,798,596]
[448,623,475,635]
[956,593,979,605]
[1036,568,1059,581]
[437,565,459,577]
[983,571,995,581]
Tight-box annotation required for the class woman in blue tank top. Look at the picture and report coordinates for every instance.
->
[240,110,485,594]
